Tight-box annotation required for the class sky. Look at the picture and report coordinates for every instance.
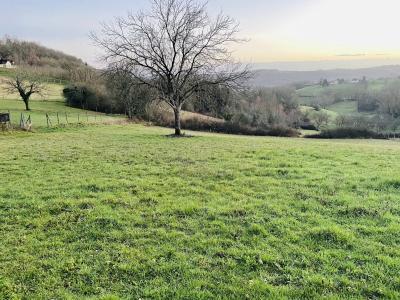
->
[2,0,400,71]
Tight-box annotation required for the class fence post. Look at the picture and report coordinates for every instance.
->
[57,112,60,125]
[27,115,32,131]
[78,114,80,123]
[20,113,24,128]
[65,112,69,124]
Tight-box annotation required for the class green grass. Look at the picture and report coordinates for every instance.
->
[298,84,380,124]
[0,68,14,77]
[296,81,388,108]
[300,105,338,125]
[297,81,387,101]
[1,124,400,299]
[0,75,66,101]
[296,79,395,114]
[297,84,358,106]
[0,71,67,101]
[326,101,359,115]
[0,98,123,127]
[0,76,124,128]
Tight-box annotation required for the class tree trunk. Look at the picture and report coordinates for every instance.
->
[174,108,182,136]
[23,99,30,111]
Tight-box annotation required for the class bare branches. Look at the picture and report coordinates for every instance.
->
[2,72,46,111]
[91,0,249,134]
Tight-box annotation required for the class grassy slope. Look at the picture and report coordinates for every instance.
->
[0,74,124,127]
[297,82,385,122]
[297,80,387,102]
[0,72,63,101]
[0,99,123,127]
[0,125,399,299]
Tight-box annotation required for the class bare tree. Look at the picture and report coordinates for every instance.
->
[312,111,330,130]
[106,68,155,119]
[3,73,45,111]
[335,115,347,128]
[377,81,400,118]
[91,0,249,135]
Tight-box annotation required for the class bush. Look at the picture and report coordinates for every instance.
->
[300,123,318,131]
[63,84,117,113]
[306,128,387,139]
[181,119,299,137]
[150,107,299,137]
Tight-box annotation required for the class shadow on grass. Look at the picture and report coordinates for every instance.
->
[165,133,196,138]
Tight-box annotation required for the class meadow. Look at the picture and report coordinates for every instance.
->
[0,124,399,299]
[296,81,388,119]
[0,98,123,128]
[0,76,124,128]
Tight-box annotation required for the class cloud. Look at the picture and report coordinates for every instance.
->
[336,53,366,57]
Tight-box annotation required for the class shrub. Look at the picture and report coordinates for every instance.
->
[150,108,300,137]
[306,128,387,139]
[300,123,318,131]
[184,119,299,137]
[63,84,117,113]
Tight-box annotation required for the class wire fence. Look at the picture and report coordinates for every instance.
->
[43,112,108,127]
[1,110,114,131]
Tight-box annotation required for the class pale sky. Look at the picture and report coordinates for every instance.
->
[2,0,400,70]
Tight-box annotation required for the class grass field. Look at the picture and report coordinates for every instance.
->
[296,80,389,102]
[0,75,124,128]
[297,82,383,123]
[0,98,124,128]
[0,71,65,101]
[1,124,399,299]
[0,99,123,127]
[0,72,122,128]
[326,101,358,115]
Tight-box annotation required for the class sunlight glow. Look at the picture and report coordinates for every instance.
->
[237,0,400,63]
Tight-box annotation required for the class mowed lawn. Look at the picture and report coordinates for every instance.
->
[0,125,400,299]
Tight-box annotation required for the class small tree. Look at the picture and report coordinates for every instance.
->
[320,79,329,87]
[3,73,45,111]
[92,0,249,135]
[312,111,329,130]
[335,115,347,128]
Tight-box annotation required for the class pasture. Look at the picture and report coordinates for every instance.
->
[296,82,384,125]
[0,98,123,128]
[0,77,124,127]
[0,124,399,299]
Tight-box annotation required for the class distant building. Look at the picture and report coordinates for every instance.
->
[329,80,340,85]
[0,58,15,68]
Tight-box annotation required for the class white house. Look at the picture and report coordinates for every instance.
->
[0,59,14,69]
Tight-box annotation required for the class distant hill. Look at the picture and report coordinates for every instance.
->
[0,38,85,69]
[0,38,96,82]
[250,65,400,87]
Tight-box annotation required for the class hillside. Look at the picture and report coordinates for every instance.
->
[295,79,398,128]
[250,65,400,87]
[0,38,85,69]
[0,38,94,83]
